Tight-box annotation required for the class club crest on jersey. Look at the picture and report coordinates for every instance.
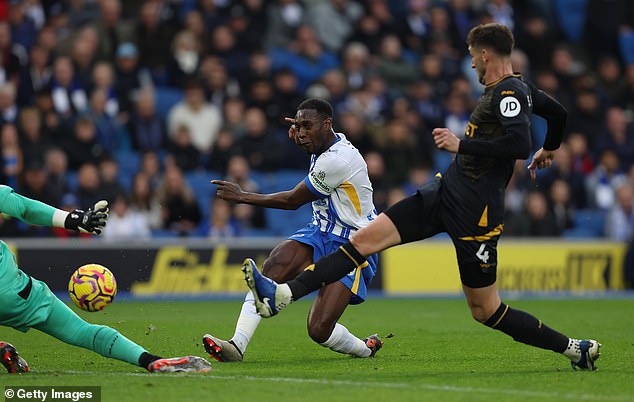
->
[500,96,521,117]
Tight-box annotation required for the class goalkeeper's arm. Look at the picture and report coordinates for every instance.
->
[0,185,109,235]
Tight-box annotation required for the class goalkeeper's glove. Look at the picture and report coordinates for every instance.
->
[64,200,109,235]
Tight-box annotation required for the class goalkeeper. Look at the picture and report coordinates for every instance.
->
[0,184,211,373]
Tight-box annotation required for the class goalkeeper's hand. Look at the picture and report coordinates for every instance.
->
[64,200,109,235]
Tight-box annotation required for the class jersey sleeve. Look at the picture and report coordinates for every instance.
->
[0,185,60,227]
[459,79,532,159]
[304,153,351,198]
[527,81,567,151]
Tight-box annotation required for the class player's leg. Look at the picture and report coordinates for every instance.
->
[35,298,212,372]
[204,240,313,361]
[460,264,601,370]
[33,298,149,365]
[244,184,443,317]
[307,281,381,358]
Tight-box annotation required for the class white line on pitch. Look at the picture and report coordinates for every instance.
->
[25,371,634,402]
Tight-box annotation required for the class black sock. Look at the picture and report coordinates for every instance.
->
[138,352,162,369]
[287,242,365,300]
[484,303,569,353]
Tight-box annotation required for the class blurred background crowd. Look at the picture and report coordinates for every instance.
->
[0,0,633,242]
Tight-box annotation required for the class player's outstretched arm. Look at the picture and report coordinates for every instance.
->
[212,180,318,210]
[0,185,107,234]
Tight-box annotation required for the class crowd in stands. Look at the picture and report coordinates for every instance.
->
[0,0,633,244]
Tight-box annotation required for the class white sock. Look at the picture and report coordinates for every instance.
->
[275,283,293,311]
[320,323,371,358]
[563,338,580,360]
[230,291,261,354]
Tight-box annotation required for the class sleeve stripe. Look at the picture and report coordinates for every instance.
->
[304,177,328,199]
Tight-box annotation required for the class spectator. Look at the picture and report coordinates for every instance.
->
[207,197,240,239]
[537,144,588,209]
[207,127,237,174]
[75,163,107,210]
[157,164,202,236]
[595,56,627,104]
[91,62,118,117]
[363,151,390,213]
[225,155,265,229]
[586,149,626,210]
[139,151,162,189]
[102,193,151,241]
[91,0,135,61]
[135,0,174,83]
[511,191,561,237]
[235,107,283,172]
[167,78,223,155]
[307,0,363,53]
[0,21,21,87]
[266,0,305,49]
[1,123,21,188]
[0,82,18,125]
[209,25,250,82]
[566,132,594,175]
[341,42,370,92]
[605,182,634,241]
[166,30,201,87]
[339,110,376,156]
[549,179,575,235]
[166,124,202,172]
[114,42,152,119]
[595,107,634,170]
[129,172,162,230]
[50,56,88,120]
[63,116,104,170]
[17,44,51,106]
[222,97,247,139]
[43,147,71,204]
[128,87,165,153]
[270,25,339,93]
[19,160,58,209]
[88,89,126,153]
[376,34,418,95]
[18,107,52,167]
[380,120,423,185]
[71,27,99,90]
[395,0,430,53]
[99,156,126,202]
[199,56,240,109]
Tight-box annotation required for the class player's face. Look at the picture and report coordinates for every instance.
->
[294,109,332,154]
[469,45,486,84]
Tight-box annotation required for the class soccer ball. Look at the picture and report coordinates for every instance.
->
[68,264,117,312]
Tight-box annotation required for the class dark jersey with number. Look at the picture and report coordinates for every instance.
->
[457,74,532,182]
[440,73,567,239]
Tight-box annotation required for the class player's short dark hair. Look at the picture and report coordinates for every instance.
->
[298,98,333,121]
[467,23,514,56]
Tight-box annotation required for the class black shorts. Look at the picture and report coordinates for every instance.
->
[383,177,500,288]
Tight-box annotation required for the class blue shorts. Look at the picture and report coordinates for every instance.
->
[289,223,377,305]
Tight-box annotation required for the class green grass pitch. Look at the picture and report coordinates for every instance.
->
[2,298,633,402]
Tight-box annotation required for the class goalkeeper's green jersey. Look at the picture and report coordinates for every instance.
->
[0,185,60,281]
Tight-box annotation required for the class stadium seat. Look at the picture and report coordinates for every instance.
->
[184,170,216,222]
[115,151,141,191]
[572,209,607,237]
[154,87,184,119]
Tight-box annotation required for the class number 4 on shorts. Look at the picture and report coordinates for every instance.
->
[476,243,489,263]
